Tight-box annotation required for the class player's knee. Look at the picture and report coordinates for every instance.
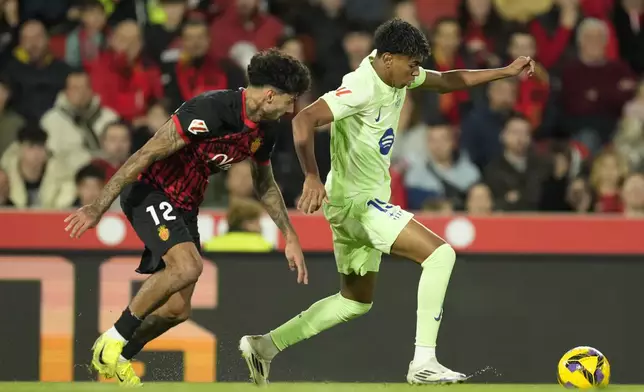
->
[165,248,203,285]
[422,244,456,270]
[337,293,372,321]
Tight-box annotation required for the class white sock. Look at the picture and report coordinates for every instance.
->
[413,345,436,364]
[118,355,128,363]
[105,326,128,343]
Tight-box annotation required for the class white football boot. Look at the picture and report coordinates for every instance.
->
[239,335,273,385]
[406,357,468,384]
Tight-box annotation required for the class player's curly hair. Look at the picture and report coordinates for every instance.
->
[374,18,430,60]
[247,49,311,96]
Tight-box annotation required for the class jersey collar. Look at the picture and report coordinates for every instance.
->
[241,89,259,129]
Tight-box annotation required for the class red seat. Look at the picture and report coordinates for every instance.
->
[49,34,67,60]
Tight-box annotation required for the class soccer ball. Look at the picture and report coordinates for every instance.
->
[557,346,610,389]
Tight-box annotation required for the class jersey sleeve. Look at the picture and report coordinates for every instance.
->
[172,94,223,143]
[252,128,277,166]
[320,71,372,121]
[408,66,427,89]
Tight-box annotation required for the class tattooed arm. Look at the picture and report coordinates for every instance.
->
[250,160,297,241]
[64,119,187,238]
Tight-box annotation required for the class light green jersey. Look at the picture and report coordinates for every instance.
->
[320,50,426,206]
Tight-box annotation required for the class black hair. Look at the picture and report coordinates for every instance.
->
[373,18,430,60]
[17,124,47,145]
[247,49,311,95]
[182,18,208,33]
[79,0,105,12]
[457,0,503,41]
[432,17,460,34]
[504,112,531,128]
[75,164,106,185]
[102,120,131,138]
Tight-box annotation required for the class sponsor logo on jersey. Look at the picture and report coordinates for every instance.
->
[188,119,209,135]
[250,138,262,154]
[378,128,395,155]
[210,153,234,170]
[335,87,352,97]
[158,225,170,241]
[375,107,382,122]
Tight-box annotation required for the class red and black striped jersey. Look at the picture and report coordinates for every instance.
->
[138,89,277,211]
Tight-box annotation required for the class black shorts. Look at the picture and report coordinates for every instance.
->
[120,181,201,274]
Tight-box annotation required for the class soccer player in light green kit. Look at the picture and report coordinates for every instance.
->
[240,18,536,384]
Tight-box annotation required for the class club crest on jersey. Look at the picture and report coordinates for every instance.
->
[158,225,170,241]
[188,119,209,135]
[378,128,395,155]
[250,138,262,154]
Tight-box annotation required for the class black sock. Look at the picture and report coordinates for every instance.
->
[121,339,146,360]
[114,307,143,341]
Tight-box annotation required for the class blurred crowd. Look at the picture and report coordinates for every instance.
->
[0,0,644,224]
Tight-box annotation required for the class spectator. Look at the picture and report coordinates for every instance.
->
[65,0,107,69]
[404,124,480,210]
[145,0,187,65]
[460,78,518,169]
[0,0,19,68]
[420,18,473,126]
[393,0,422,30]
[131,101,169,153]
[530,0,581,71]
[0,168,13,207]
[2,125,76,208]
[209,0,285,61]
[0,78,25,157]
[613,0,644,74]
[621,172,644,217]
[589,149,628,213]
[507,30,551,130]
[74,163,105,207]
[344,0,389,26]
[466,182,494,215]
[566,176,593,213]
[204,197,273,252]
[614,117,644,173]
[225,160,254,201]
[40,70,119,172]
[89,20,163,123]
[342,25,373,72]
[561,18,637,154]
[2,20,71,120]
[457,0,506,68]
[91,121,131,180]
[162,19,245,111]
[484,114,548,211]
[538,140,585,211]
[623,78,644,122]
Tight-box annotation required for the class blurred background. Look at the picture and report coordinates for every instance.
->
[1,0,644,385]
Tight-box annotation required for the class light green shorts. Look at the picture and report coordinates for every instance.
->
[323,198,414,276]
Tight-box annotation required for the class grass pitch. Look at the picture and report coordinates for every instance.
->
[0,383,642,392]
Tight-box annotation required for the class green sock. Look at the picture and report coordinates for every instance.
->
[416,244,456,347]
[270,293,372,351]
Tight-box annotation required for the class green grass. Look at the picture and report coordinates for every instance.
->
[0,383,641,392]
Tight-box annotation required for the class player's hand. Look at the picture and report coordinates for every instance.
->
[507,56,535,78]
[64,204,103,238]
[298,174,328,214]
[284,237,308,284]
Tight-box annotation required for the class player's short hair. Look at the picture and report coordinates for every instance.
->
[17,124,48,145]
[374,18,430,60]
[247,49,311,96]
[75,164,106,185]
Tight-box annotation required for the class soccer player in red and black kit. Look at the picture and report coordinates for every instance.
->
[64,49,311,386]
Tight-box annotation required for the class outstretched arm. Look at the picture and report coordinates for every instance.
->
[251,160,308,284]
[420,56,537,93]
[250,160,297,241]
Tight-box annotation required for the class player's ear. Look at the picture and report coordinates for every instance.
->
[265,89,275,103]
[382,52,394,68]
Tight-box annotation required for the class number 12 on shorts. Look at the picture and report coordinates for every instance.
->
[146,202,177,226]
